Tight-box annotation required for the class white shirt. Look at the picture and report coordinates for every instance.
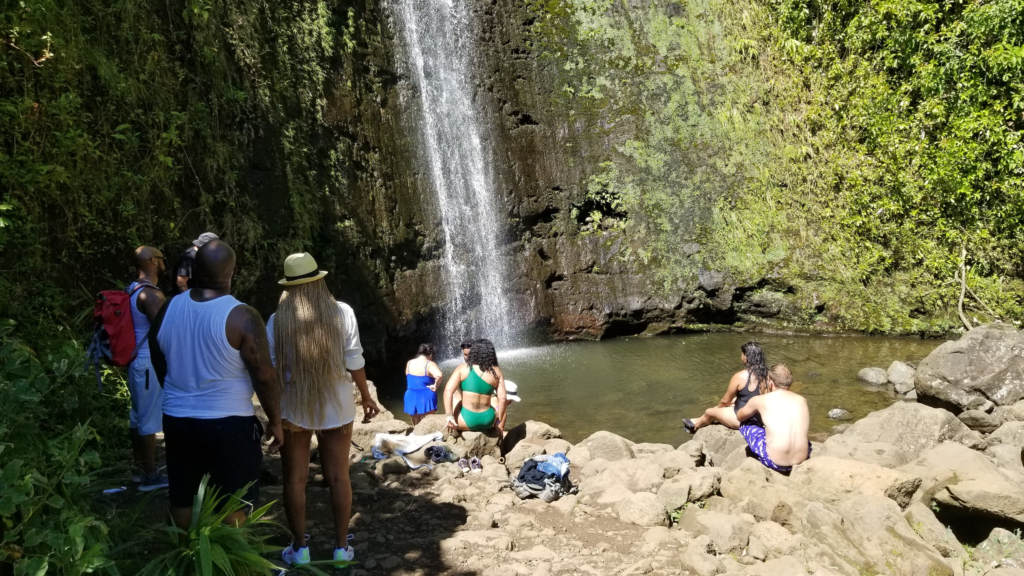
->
[266,301,365,430]
[157,291,254,419]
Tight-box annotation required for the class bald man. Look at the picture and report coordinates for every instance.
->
[149,239,283,529]
[128,246,168,492]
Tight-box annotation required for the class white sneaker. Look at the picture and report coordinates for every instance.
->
[281,543,310,566]
[334,534,356,567]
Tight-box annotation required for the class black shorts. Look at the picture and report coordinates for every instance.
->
[163,414,263,509]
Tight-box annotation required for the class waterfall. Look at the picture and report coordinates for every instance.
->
[391,0,516,352]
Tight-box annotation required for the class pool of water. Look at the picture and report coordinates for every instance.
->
[379,333,942,445]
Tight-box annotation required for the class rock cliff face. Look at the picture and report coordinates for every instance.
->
[348,0,805,361]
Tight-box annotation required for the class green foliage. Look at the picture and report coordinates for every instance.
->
[0,320,127,575]
[529,0,1024,332]
[138,476,282,576]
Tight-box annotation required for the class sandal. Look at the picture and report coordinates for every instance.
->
[682,418,696,434]
[469,457,482,474]
[457,458,471,473]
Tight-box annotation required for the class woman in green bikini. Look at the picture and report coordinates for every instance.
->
[443,339,507,432]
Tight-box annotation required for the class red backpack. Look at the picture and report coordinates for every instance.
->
[85,281,154,389]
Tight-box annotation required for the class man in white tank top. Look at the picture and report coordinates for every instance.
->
[128,246,167,492]
[150,239,283,529]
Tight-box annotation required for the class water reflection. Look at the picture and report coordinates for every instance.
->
[382,333,943,445]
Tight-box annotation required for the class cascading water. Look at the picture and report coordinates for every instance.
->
[390,0,517,352]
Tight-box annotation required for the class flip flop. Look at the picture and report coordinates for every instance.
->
[682,418,696,434]
[469,457,482,474]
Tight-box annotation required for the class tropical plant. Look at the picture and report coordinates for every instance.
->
[139,476,280,576]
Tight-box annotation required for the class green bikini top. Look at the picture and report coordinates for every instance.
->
[463,366,496,395]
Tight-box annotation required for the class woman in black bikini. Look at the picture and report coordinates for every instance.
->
[683,341,769,433]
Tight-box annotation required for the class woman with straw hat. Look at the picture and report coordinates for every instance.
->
[266,253,381,568]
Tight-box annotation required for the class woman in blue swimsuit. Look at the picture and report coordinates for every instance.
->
[443,339,507,432]
[404,344,443,424]
[682,341,769,433]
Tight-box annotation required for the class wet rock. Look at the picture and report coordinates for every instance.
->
[817,435,910,468]
[903,502,968,560]
[989,421,1024,448]
[616,492,669,527]
[916,323,1024,412]
[578,430,635,461]
[973,528,1024,570]
[888,360,917,394]
[693,425,747,467]
[857,367,889,386]
[837,402,968,459]
[827,408,851,421]
[958,409,1005,433]
[901,442,1024,523]
[788,456,922,509]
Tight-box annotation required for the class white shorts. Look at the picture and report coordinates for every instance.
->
[128,356,163,436]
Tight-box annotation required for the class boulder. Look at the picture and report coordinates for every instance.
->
[694,510,750,553]
[994,400,1024,422]
[412,414,450,437]
[827,408,852,421]
[453,429,503,459]
[632,442,675,456]
[679,537,725,576]
[656,468,722,512]
[676,439,705,465]
[652,449,698,479]
[799,497,952,576]
[504,441,545,471]
[901,442,1024,523]
[957,409,1005,433]
[744,557,806,576]
[857,367,889,386]
[542,438,572,455]
[986,444,1024,472]
[973,528,1024,571]
[889,361,918,393]
[352,418,413,454]
[989,421,1024,448]
[750,521,797,558]
[916,323,1024,412]
[788,456,922,509]
[565,444,593,467]
[817,435,910,469]
[616,492,668,527]
[837,402,969,459]
[500,420,561,454]
[694,425,748,467]
[580,458,665,501]
[902,502,968,560]
[577,431,635,461]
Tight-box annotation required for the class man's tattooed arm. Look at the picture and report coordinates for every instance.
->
[230,305,282,427]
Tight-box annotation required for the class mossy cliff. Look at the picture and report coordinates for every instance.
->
[3,0,1023,367]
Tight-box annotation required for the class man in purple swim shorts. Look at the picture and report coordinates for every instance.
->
[736,364,811,473]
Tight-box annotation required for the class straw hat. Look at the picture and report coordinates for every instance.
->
[279,253,328,286]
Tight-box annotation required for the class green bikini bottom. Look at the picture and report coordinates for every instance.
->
[461,406,496,431]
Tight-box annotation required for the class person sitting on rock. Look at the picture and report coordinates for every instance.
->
[404,343,443,425]
[735,364,811,473]
[443,338,507,433]
[683,341,769,433]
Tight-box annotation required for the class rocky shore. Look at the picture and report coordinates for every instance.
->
[262,325,1024,575]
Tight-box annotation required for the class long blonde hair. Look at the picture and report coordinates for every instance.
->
[274,279,348,429]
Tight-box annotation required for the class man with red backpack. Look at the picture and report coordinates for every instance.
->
[128,246,169,492]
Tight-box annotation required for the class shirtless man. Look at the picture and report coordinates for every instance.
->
[734,364,810,473]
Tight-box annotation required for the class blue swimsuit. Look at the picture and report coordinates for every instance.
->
[404,372,437,416]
